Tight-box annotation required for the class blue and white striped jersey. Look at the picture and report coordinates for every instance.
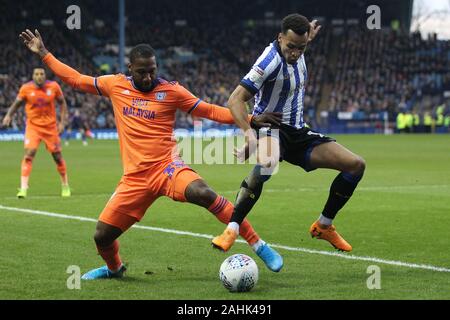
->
[240,40,308,129]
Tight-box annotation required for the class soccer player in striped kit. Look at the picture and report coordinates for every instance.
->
[213,14,366,256]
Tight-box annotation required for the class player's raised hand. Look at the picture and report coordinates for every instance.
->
[2,114,12,127]
[19,29,49,58]
[308,20,321,43]
[233,129,258,162]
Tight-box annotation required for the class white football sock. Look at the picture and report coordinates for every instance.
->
[21,176,29,189]
[251,239,266,252]
[227,222,239,233]
[319,214,333,226]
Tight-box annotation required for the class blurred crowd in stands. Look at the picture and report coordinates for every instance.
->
[1,0,449,132]
[329,28,450,130]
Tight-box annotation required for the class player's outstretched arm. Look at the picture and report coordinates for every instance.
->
[227,85,259,161]
[228,85,255,132]
[19,29,101,95]
[1,99,23,128]
[227,85,282,130]
[190,100,249,125]
[56,95,69,134]
[190,100,281,129]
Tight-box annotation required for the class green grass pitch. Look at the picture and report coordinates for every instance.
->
[0,134,449,299]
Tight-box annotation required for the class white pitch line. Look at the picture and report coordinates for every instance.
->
[1,184,449,200]
[0,193,113,200]
[1,204,450,274]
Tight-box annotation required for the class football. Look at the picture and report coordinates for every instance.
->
[219,254,259,292]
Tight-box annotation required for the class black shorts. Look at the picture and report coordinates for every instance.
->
[258,124,335,172]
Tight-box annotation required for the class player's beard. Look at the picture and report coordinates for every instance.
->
[34,79,45,87]
[135,80,155,92]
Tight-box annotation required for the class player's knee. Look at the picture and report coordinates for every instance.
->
[24,150,36,160]
[263,159,278,171]
[23,155,34,162]
[350,156,366,176]
[94,229,115,247]
[52,152,63,164]
[257,155,278,170]
[185,180,217,207]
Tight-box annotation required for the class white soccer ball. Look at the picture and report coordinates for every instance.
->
[219,254,259,292]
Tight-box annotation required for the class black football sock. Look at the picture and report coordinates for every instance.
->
[230,165,271,225]
[321,172,363,220]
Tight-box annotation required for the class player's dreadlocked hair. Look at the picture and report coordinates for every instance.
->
[129,44,156,63]
[281,14,310,36]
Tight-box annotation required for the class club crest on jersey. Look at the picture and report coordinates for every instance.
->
[156,92,166,100]
[46,89,52,96]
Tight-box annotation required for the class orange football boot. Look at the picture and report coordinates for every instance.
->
[212,228,238,252]
[309,220,352,252]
